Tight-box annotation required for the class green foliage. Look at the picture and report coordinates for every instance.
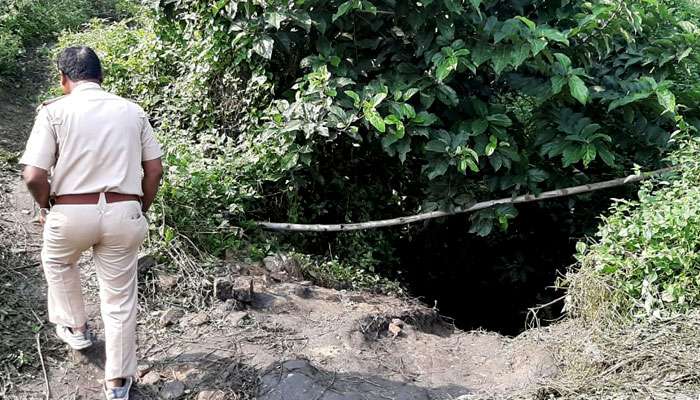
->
[54,18,164,106]
[0,0,132,80]
[567,137,700,322]
[0,31,23,75]
[158,0,699,243]
[292,252,404,295]
[0,148,19,172]
[53,0,700,273]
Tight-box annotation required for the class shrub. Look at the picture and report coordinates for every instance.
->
[0,31,23,76]
[292,252,404,295]
[52,0,700,280]
[0,0,133,82]
[53,18,164,105]
[149,0,700,243]
[565,137,700,324]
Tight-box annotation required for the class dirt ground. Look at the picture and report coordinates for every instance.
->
[0,50,562,400]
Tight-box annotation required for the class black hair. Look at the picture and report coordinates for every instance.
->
[56,46,103,82]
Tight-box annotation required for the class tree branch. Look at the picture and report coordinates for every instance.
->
[255,167,675,232]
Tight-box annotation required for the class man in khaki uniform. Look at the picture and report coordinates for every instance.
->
[20,46,163,400]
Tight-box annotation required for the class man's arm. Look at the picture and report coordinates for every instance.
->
[23,166,51,224]
[141,158,163,213]
[20,106,56,220]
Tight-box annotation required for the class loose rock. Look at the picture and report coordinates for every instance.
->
[214,276,254,303]
[258,359,432,400]
[138,255,157,272]
[263,253,302,280]
[224,311,249,326]
[174,367,201,386]
[294,285,314,299]
[160,308,185,327]
[215,299,246,317]
[141,370,161,385]
[182,312,209,327]
[137,363,151,377]
[158,274,178,290]
[197,390,227,400]
[159,380,186,399]
[389,318,405,338]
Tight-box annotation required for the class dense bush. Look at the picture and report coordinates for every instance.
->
[566,137,700,323]
[54,0,700,274]
[0,0,133,80]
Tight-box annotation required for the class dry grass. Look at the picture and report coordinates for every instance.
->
[0,168,58,397]
[530,312,700,399]
[139,237,216,312]
[559,258,631,330]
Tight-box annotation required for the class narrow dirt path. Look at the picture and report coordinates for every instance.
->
[1,51,561,400]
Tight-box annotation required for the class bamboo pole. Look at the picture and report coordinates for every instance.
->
[255,167,675,232]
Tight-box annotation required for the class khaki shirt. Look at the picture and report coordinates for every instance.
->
[20,82,162,197]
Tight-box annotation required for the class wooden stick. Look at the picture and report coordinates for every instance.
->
[256,167,675,232]
[35,331,51,400]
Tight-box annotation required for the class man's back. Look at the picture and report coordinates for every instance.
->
[21,82,161,196]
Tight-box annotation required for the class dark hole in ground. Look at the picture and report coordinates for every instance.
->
[394,189,631,336]
[283,170,636,337]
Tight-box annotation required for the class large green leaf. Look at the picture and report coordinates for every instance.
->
[425,140,448,152]
[413,112,440,127]
[436,56,458,81]
[582,144,597,166]
[657,88,676,115]
[551,76,566,94]
[554,53,572,71]
[468,0,482,17]
[443,0,463,14]
[252,35,274,59]
[515,16,536,31]
[486,114,512,127]
[568,75,589,105]
[266,12,286,29]
[436,83,459,106]
[471,44,491,66]
[491,48,510,75]
[345,90,361,106]
[471,119,489,135]
[607,91,653,111]
[538,27,569,45]
[426,161,449,180]
[333,0,357,21]
[365,110,386,132]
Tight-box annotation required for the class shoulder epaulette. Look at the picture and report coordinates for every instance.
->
[36,95,67,112]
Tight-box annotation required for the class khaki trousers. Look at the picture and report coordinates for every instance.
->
[41,194,147,380]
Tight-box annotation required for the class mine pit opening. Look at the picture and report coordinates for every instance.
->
[288,187,633,337]
[392,189,631,336]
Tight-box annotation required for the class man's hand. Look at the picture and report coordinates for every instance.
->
[38,207,50,225]
[141,158,163,213]
[23,166,51,216]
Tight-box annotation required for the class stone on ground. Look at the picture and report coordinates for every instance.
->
[197,390,227,400]
[141,370,161,385]
[214,276,255,303]
[160,308,185,327]
[181,311,209,327]
[263,253,302,280]
[160,380,186,399]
